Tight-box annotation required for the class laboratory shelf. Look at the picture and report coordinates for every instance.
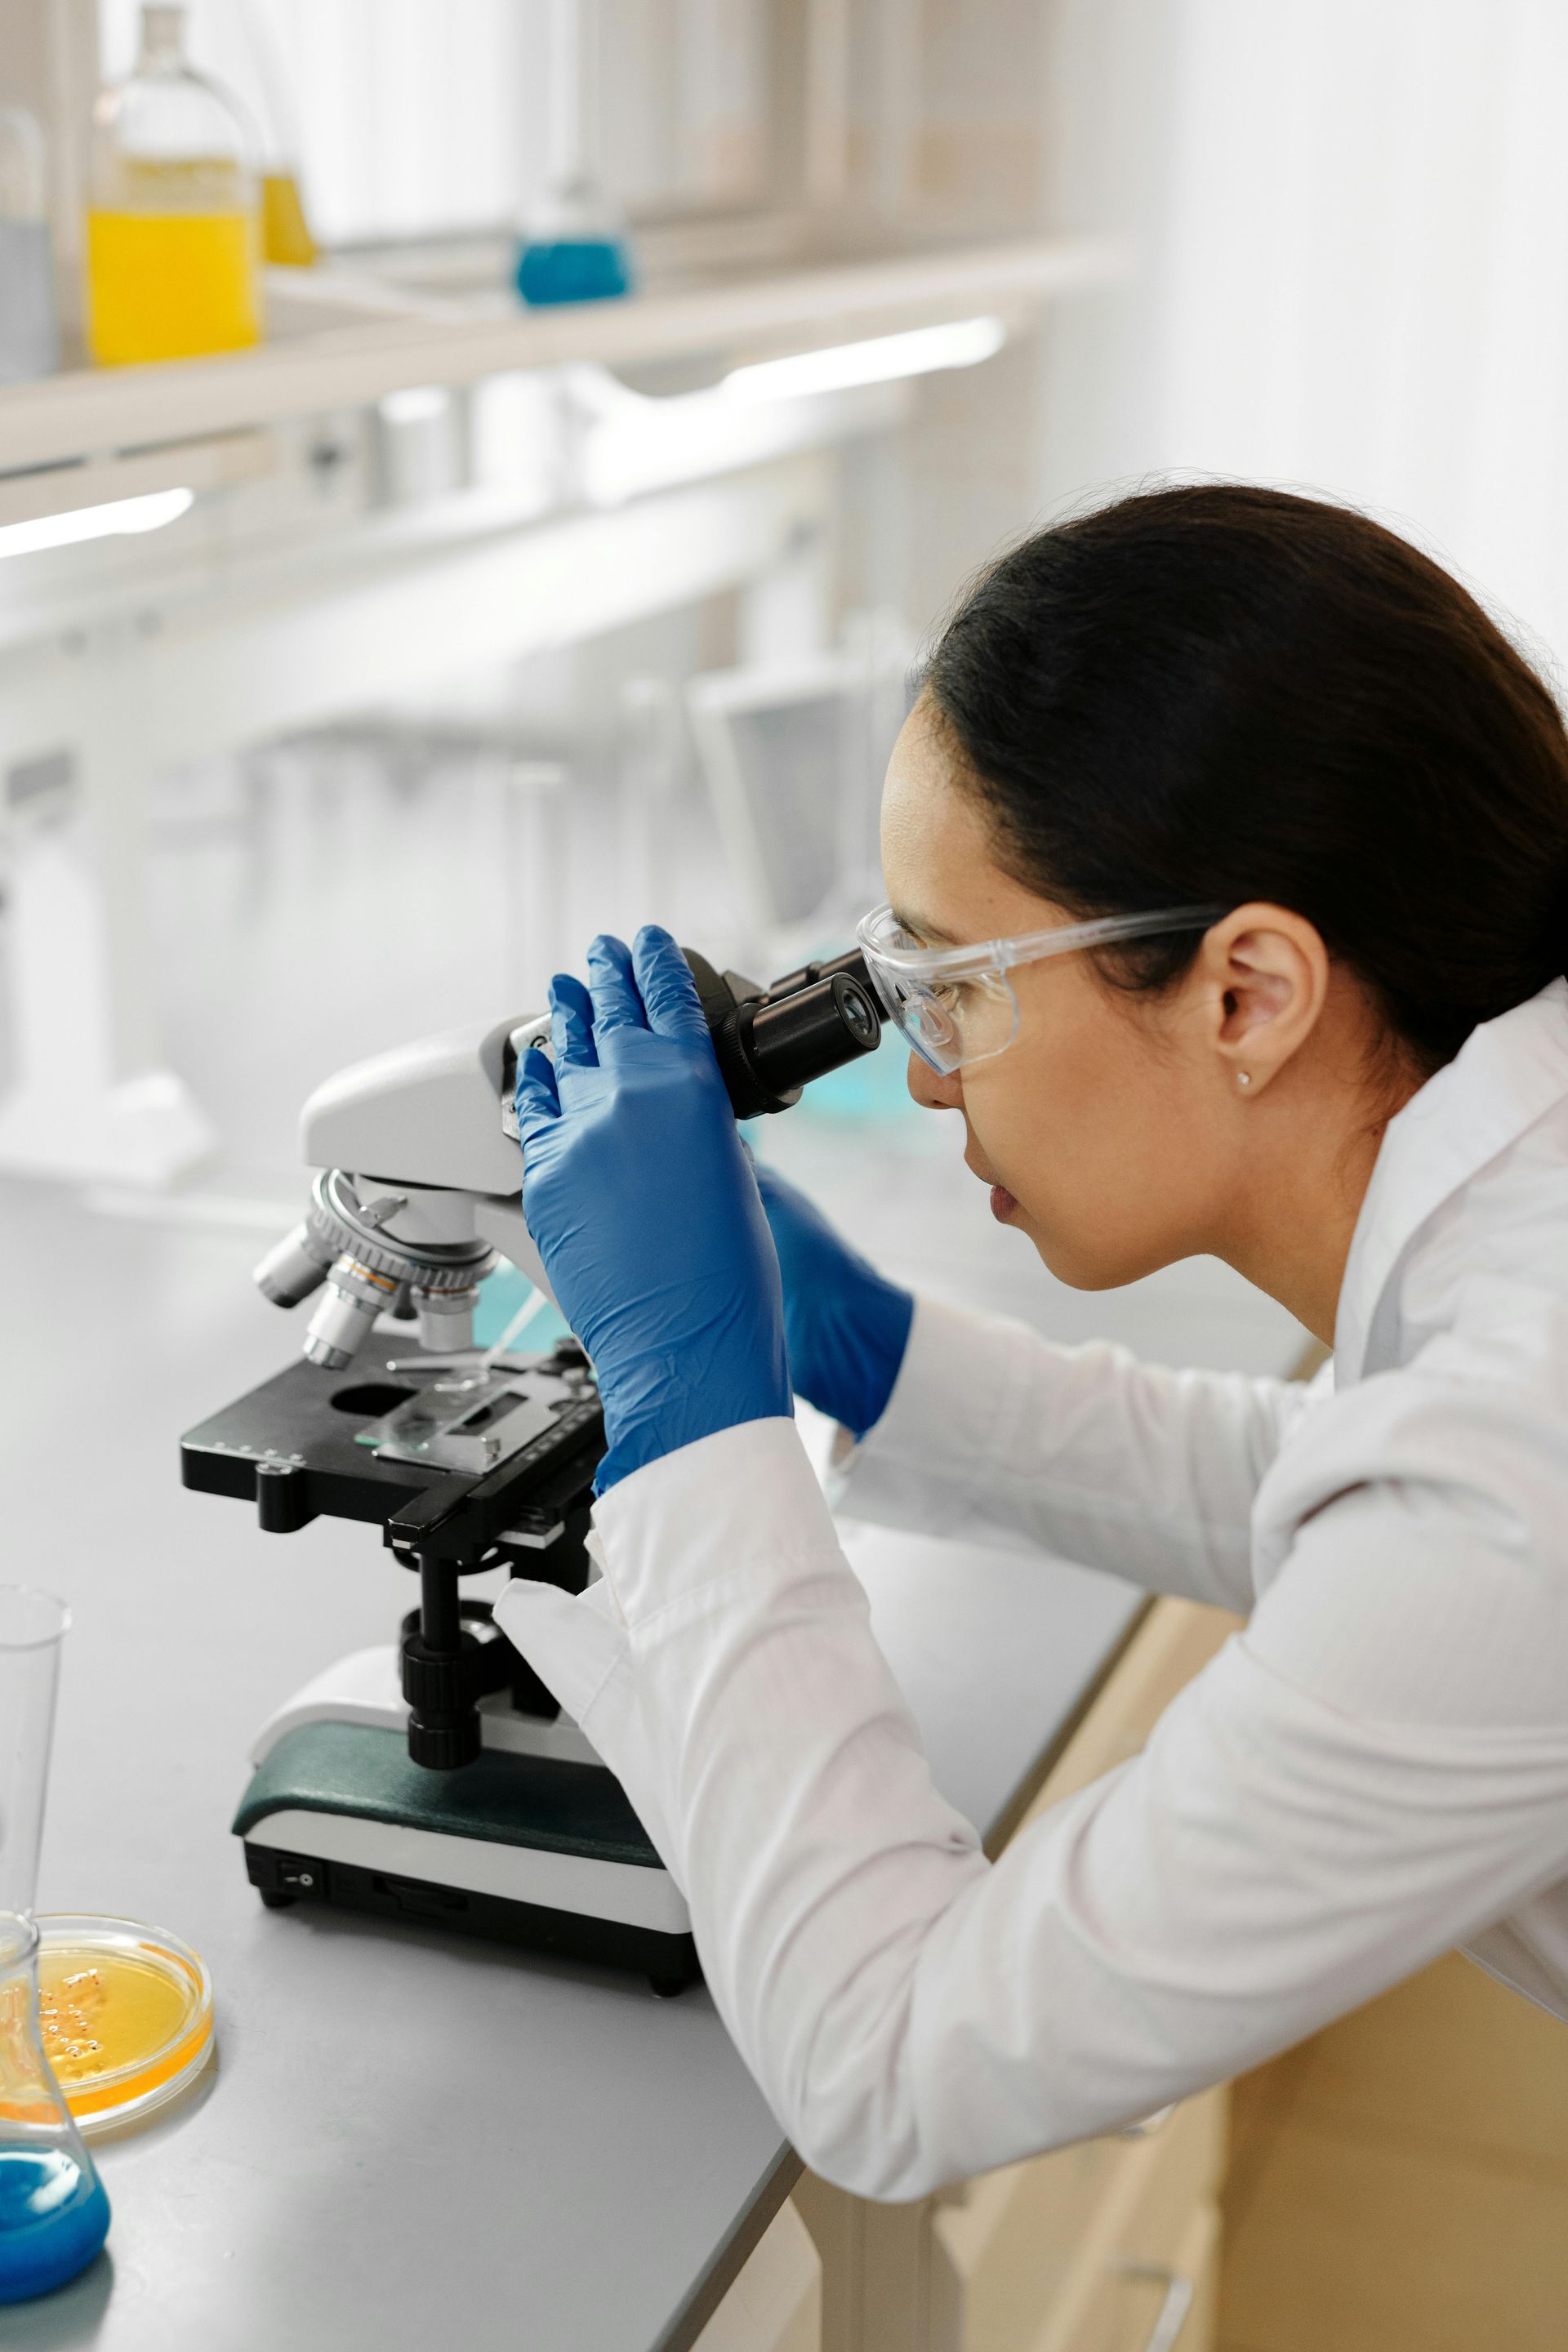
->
[0,231,1125,481]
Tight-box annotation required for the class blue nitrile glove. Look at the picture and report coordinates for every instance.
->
[751,1160,914,1440]
[514,925,792,1491]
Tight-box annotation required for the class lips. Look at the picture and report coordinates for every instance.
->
[964,1138,1019,1222]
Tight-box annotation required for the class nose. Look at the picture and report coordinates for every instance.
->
[906,1049,963,1112]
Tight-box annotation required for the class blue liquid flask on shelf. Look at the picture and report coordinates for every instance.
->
[0,1590,111,2305]
[517,0,631,306]
[517,173,631,305]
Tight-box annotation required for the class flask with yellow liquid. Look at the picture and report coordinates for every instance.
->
[86,2,263,366]
[234,0,318,265]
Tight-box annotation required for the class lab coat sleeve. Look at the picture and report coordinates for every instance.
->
[831,1294,1312,1615]
[495,1387,1568,2203]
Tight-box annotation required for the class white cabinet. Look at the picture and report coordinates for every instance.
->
[795,1601,1238,2352]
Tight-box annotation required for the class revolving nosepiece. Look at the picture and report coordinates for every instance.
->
[746,970,880,1098]
[255,1170,495,1367]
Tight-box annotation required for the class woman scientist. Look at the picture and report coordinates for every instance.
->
[494,483,1568,2197]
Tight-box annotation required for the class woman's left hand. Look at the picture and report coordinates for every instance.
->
[514,925,791,1490]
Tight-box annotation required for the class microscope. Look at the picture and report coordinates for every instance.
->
[181,947,883,1993]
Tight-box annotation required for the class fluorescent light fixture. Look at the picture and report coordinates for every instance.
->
[720,315,1006,406]
[0,486,194,564]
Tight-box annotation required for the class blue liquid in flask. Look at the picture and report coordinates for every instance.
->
[0,2147,111,2303]
[516,237,630,305]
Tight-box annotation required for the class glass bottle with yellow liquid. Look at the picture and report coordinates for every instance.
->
[87,2,264,366]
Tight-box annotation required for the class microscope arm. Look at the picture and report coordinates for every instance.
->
[301,1014,528,1195]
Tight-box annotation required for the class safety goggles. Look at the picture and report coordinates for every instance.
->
[855,901,1226,1075]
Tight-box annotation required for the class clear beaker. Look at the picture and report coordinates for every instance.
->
[0,102,59,382]
[0,1589,111,2305]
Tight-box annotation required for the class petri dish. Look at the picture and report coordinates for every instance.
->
[34,1915,215,2138]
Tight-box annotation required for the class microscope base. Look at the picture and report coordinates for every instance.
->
[234,1719,697,1995]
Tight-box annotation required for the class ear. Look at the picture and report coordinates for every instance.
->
[1192,904,1330,1094]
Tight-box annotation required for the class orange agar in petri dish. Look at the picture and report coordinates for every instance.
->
[35,1918,213,2135]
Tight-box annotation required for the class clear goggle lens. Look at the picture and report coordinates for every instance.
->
[872,962,1018,1075]
[857,899,1226,1076]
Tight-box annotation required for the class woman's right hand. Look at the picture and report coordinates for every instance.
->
[751,1160,915,1440]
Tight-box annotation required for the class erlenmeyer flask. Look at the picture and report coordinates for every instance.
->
[517,0,632,305]
[234,0,318,265]
[0,1588,110,2305]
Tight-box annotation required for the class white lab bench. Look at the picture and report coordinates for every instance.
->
[2,1180,1151,2352]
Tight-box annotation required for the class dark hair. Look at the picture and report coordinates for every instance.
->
[924,483,1568,1072]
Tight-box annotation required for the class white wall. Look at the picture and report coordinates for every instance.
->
[1147,0,1568,679]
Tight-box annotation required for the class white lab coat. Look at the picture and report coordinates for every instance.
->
[495,978,1568,2201]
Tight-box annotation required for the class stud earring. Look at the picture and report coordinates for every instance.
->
[1236,1071,1252,1089]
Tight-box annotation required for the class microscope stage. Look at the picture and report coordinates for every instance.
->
[180,1348,605,1546]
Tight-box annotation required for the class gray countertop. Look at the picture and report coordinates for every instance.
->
[4,1186,1143,2352]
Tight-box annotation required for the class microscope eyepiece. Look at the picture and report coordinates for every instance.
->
[682,947,885,1119]
[746,971,880,1094]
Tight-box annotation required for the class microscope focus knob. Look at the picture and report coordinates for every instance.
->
[401,1619,487,1771]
